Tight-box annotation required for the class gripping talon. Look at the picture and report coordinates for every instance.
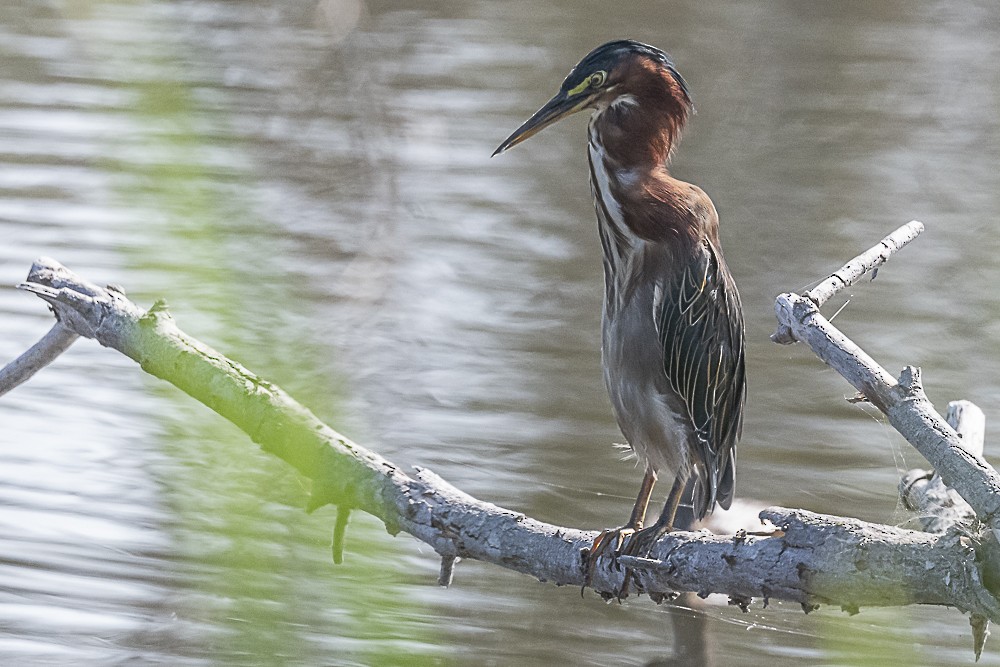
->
[583,526,637,594]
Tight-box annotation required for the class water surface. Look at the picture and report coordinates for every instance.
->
[2,0,1000,664]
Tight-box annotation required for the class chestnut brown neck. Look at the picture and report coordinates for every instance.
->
[587,61,706,249]
[590,59,692,172]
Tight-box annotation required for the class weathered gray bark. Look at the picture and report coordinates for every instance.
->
[770,221,1000,658]
[0,322,78,397]
[4,222,1000,656]
[771,220,924,344]
[899,400,991,658]
[901,400,985,533]
[772,222,1000,540]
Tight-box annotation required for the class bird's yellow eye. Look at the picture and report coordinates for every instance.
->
[567,70,608,97]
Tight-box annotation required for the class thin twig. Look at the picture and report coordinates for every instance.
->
[0,322,79,397]
[772,220,924,344]
[438,555,458,587]
[332,506,351,565]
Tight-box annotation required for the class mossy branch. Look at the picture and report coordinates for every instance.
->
[5,224,1000,660]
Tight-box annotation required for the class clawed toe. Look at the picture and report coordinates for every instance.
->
[585,528,631,572]
[610,524,670,596]
[583,526,640,598]
[619,524,665,559]
[582,523,672,599]
[585,527,634,579]
[591,527,634,560]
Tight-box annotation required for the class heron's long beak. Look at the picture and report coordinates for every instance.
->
[492,92,590,156]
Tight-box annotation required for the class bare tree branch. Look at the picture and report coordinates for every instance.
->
[5,224,1000,646]
[901,400,984,533]
[771,221,923,344]
[767,222,1000,657]
[771,235,1000,537]
[900,401,992,660]
[0,322,78,397]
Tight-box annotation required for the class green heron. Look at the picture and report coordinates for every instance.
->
[494,40,746,576]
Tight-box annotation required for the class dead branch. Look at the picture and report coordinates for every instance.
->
[0,322,78,397]
[901,400,984,533]
[5,225,1000,648]
[771,220,924,344]
[771,222,1000,538]
[899,400,992,659]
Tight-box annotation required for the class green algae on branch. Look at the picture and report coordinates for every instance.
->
[10,254,1000,645]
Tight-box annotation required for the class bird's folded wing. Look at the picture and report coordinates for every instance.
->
[656,239,746,513]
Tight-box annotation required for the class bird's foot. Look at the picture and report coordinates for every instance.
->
[582,526,637,599]
[614,524,671,594]
[620,523,670,560]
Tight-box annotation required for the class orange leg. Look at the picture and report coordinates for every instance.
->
[584,467,657,590]
[603,474,689,599]
[622,473,688,559]
[626,467,657,530]
[655,473,686,534]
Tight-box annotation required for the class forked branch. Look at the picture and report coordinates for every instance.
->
[771,222,1000,538]
[5,223,1000,644]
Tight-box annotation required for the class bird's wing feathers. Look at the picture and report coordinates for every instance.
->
[656,239,746,516]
